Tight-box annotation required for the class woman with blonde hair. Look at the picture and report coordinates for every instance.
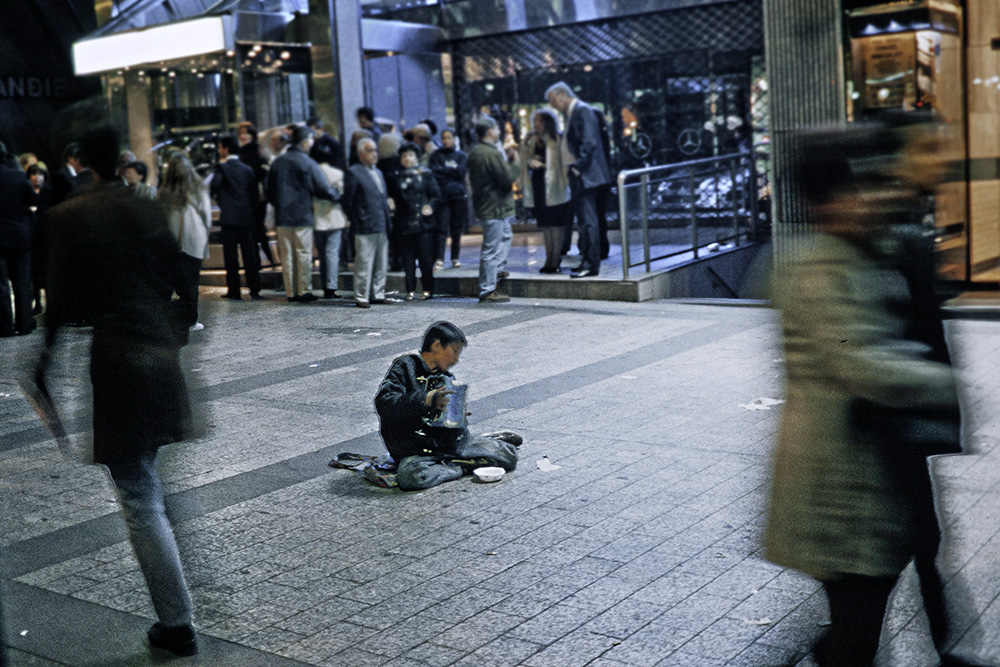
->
[520,108,570,273]
[157,153,211,332]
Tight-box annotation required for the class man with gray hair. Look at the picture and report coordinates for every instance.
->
[545,81,611,278]
[266,125,340,302]
[342,137,394,308]
[467,116,520,302]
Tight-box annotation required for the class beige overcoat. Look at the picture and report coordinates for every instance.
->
[765,233,959,581]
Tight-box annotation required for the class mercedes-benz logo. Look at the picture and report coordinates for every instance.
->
[628,132,652,159]
[678,128,701,155]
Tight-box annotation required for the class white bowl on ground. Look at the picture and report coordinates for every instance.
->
[473,466,505,483]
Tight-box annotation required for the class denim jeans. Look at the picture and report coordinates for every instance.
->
[477,216,513,297]
[105,451,193,627]
[314,229,343,290]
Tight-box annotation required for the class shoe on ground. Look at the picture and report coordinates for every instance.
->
[287,295,300,302]
[323,289,338,299]
[420,292,432,300]
[539,266,561,274]
[482,430,523,446]
[433,260,444,271]
[452,260,462,268]
[221,293,242,300]
[498,270,510,279]
[479,291,510,303]
[371,297,400,304]
[189,322,204,332]
[299,293,318,303]
[355,300,371,309]
[570,269,596,279]
[250,292,264,300]
[405,292,417,301]
[147,622,197,657]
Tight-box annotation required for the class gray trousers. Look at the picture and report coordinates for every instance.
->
[353,232,388,303]
[396,434,518,491]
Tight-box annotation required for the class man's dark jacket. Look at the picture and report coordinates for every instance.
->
[211,158,257,228]
[343,163,392,235]
[0,165,37,248]
[566,100,612,190]
[265,147,338,227]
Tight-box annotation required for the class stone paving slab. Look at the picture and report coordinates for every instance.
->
[0,293,998,666]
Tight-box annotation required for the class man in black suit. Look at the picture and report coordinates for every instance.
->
[51,142,93,205]
[308,117,345,172]
[0,159,38,336]
[212,136,262,300]
[545,82,612,278]
[342,137,393,308]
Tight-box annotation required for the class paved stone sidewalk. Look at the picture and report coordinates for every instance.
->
[0,293,997,666]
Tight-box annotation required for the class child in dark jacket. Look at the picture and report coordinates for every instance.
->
[374,321,520,491]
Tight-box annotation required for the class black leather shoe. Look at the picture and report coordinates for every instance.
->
[299,293,318,303]
[221,293,242,300]
[323,289,338,299]
[147,622,197,656]
[570,269,596,278]
[539,266,561,274]
[497,271,510,279]
[287,295,300,302]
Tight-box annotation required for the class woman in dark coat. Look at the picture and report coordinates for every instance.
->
[388,142,441,299]
[40,126,198,656]
[428,128,469,269]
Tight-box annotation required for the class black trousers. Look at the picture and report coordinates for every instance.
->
[253,203,275,265]
[400,231,435,294]
[220,226,261,297]
[175,253,202,327]
[569,176,602,272]
[820,576,897,667]
[0,247,33,336]
[594,183,611,260]
[436,198,468,262]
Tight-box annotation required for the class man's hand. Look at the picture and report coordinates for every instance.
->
[425,387,455,411]
[421,204,433,217]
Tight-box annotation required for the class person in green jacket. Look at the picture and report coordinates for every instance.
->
[467,116,520,302]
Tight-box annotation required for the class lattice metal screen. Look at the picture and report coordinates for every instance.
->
[451,0,769,219]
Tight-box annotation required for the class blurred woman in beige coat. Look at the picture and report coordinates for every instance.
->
[766,120,984,667]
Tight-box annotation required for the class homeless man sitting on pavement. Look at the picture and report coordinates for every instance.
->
[374,321,521,491]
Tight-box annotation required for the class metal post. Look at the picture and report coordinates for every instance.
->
[640,173,651,272]
[618,172,630,280]
[748,152,760,242]
[688,166,698,259]
[731,156,740,246]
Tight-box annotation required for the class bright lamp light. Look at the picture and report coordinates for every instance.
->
[73,17,230,75]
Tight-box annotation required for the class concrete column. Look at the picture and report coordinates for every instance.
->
[124,71,155,184]
[307,0,366,162]
[762,0,846,228]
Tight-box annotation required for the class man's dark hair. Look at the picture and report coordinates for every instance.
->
[474,116,497,140]
[126,161,149,183]
[357,106,375,123]
[62,141,82,162]
[398,141,422,159]
[79,126,119,180]
[418,118,438,137]
[307,117,323,129]
[237,121,258,141]
[218,135,240,155]
[421,321,467,352]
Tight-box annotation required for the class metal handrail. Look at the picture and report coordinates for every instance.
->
[616,151,758,280]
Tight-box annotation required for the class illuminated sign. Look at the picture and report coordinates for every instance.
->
[73,16,232,75]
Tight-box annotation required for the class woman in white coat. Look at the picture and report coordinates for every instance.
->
[313,156,348,298]
[158,153,212,331]
[520,108,570,273]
